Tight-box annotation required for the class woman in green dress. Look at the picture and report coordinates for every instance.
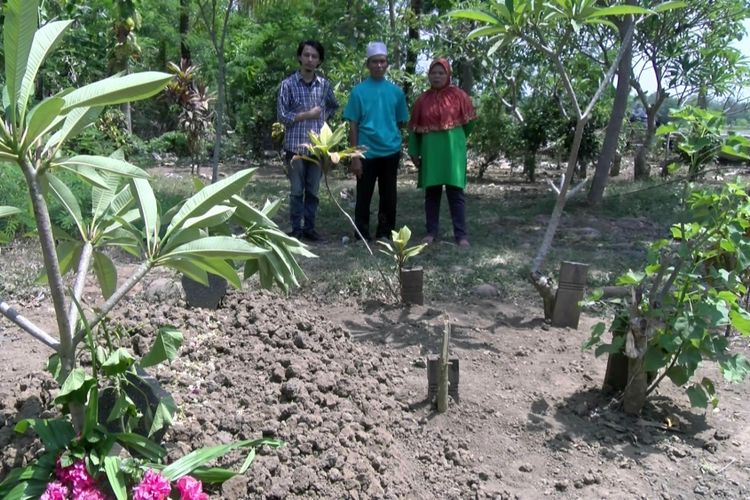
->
[408,58,476,247]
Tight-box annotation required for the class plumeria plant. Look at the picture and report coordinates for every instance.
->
[0,2,288,497]
[295,122,399,300]
[378,226,427,280]
[584,182,750,414]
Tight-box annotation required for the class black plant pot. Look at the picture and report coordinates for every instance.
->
[400,266,424,305]
[181,274,228,309]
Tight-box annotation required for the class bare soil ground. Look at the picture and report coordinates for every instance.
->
[1,162,749,499]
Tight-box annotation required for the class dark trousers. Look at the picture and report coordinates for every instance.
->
[285,151,321,233]
[425,185,467,242]
[355,152,400,240]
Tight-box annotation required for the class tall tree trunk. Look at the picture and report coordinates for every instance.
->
[121,61,132,134]
[588,11,633,205]
[403,0,422,98]
[632,88,666,180]
[633,106,660,180]
[212,51,225,183]
[456,58,475,95]
[387,0,400,69]
[180,0,191,64]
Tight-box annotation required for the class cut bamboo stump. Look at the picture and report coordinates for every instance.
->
[437,323,451,413]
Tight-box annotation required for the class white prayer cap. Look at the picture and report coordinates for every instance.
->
[366,41,387,59]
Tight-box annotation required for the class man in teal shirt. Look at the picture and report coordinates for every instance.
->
[344,41,409,241]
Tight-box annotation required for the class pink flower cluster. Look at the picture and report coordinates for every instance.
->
[132,470,208,500]
[132,470,171,500]
[41,458,209,500]
[176,476,209,500]
[42,458,105,500]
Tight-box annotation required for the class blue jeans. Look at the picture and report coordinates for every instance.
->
[286,151,322,232]
[425,185,467,242]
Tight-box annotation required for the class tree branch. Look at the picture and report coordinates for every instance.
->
[67,241,93,334]
[0,299,60,350]
[20,161,73,361]
[74,261,153,345]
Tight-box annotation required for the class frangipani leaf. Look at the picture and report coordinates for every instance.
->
[61,72,173,112]
[18,20,73,120]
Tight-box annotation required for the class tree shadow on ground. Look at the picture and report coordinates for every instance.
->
[346,299,537,355]
[533,388,714,463]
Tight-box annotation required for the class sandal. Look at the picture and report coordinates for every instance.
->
[458,239,470,248]
[421,235,435,244]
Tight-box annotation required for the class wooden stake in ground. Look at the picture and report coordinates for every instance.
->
[437,322,451,413]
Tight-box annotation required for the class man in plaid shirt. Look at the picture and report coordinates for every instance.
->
[277,40,339,242]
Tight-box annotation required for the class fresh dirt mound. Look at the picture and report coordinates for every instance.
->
[2,283,749,499]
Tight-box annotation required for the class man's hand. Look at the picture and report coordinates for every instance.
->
[307,106,322,119]
[349,157,363,179]
[296,106,322,122]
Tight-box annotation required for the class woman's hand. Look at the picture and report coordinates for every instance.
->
[410,155,421,170]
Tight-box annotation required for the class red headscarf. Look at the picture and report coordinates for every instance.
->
[408,58,476,134]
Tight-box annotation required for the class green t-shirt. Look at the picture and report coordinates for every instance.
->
[343,77,409,158]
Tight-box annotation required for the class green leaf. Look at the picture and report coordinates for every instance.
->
[91,171,121,220]
[4,0,38,123]
[107,391,135,423]
[45,106,103,152]
[656,123,679,135]
[643,346,670,372]
[130,178,159,255]
[594,335,625,357]
[47,173,85,239]
[720,354,750,383]
[139,326,183,368]
[468,25,505,40]
[582,321,606,350]
[616,270,644,285]
[14,418,75,451]
[59,155,149,179]
[115,432,167,462]
[165,169,256,240]
[0,206,22,218]
[190,257,242,289]
[148,397,177,438]
[157,236,269,262]
[0,451,57,499]
[82,385,99,440]
[18,20,73,121]
[101,348,136,376]
[666,365,690,386]
[181,204,236,231]
[55,162,110,190]
[686,383,708,408]
[23,97,65,149]
[447,9,502,25]
[730,309,750,336]
[61,72,173,112]
[55,368,96,404]
[92,251,117,299]
[161,438,281,481]
[587,5,652,18]
[651,1,688,14]
[104,456,127,500]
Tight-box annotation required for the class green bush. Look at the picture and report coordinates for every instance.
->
[0,167,92,240]
[144,130,190,157]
